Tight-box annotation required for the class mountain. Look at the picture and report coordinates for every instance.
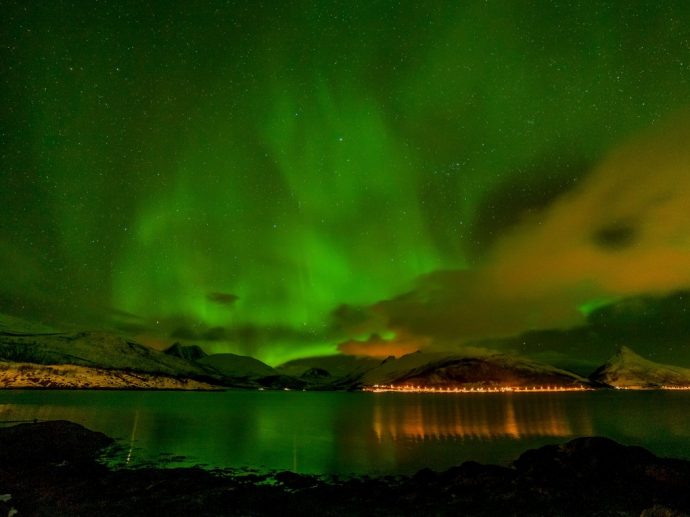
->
[277,354,383,378]
[0,315,305,389]
[0,330,215,378]
[361,351,591,388]
[0,360,219,390]
[163,342,208,362]
[0,314,229,389]
[278,350,590,389]
[197,353,308,389]
[276,354,384,385]
[0,311,606,391]
[197,353,277,378]
[590,346,690,388]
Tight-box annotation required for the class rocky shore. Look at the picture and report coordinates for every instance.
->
[1,421,689,516]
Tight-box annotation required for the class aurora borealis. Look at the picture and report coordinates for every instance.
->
[3,1,690,366]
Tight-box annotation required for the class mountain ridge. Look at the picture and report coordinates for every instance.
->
[590,345,690,388]
[4,313,690,391]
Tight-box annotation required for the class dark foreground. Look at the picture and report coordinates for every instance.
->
[1,421,689,516]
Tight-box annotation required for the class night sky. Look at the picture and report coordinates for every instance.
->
[2,1,690,367]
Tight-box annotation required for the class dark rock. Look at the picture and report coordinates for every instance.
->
[0,420,113,469]
[513,437,690,515]
[514,436,657,484]
[2,422,690,516]
[411,467,436,484]
[274,471,320,490]
[440,460,516,488]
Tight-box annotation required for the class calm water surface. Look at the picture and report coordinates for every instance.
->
[0,390,688,475]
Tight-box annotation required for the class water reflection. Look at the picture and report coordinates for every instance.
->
[372,394,593,441]
[0,390,688,475]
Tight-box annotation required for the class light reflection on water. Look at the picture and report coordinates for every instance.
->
[372,393,593,441]
[0,390,688,475]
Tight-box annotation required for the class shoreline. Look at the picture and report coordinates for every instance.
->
[1,420,690,516]
[1,385,689,392]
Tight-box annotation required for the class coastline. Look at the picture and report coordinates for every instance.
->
[1,420,689,516]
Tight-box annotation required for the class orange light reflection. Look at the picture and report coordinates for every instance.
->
[370,388,595,442]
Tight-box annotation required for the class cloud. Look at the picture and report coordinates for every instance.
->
[328,303,387,336]
[484,112,690,298]
[170,325,200,340]
[469,155,593,256]
[345,112,690,356]
[207,292,239,306]
[586,290,690,344]
[338,331,430,357]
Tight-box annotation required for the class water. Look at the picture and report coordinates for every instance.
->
[0,390,688,475]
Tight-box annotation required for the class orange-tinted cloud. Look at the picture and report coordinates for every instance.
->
[338,332,430,357]
[346,112,690,356]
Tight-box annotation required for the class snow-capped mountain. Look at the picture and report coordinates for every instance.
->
[590,346,690,388]
[362,351,591,388]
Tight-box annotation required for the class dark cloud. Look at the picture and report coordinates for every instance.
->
[470,156,592,256]
[207,292,239,306]
[329,304,385,336]
[109,308,146,320]
[587,290,690,351]
[119,309,342,360]
[170,326,200,340]
[478,327,610,376]
[338,332,429,357]
[482,290,690,371]
[342,113,690,359]
[112,321,150,334]
[109,307,149,334]
[202,326,229,341]
[592,222,638,250]
[164,318,328,358]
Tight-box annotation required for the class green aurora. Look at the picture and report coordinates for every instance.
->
[2,1,690,365]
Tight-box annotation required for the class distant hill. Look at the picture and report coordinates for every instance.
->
[590,346,690,388]
[362,351,591,388]
[198,353,307,389]
[276,354,384,386]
